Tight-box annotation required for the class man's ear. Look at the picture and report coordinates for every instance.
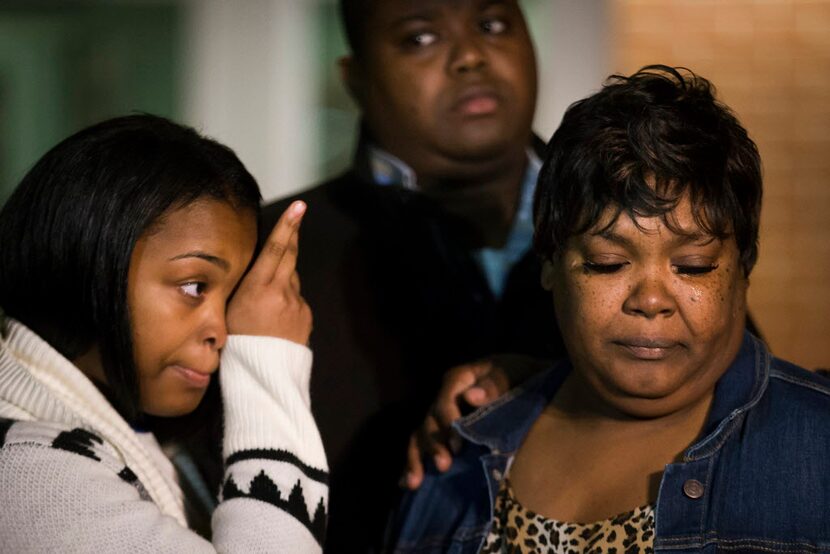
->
[339,55,365,107]
[540,260,556,291]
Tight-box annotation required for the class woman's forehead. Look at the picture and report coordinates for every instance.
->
[585,198,724,244]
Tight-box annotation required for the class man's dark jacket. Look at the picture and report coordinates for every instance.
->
[261,138,565,552]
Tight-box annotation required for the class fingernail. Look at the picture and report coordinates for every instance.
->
[406,472,418,489]
[466,388,485,403]
[291,201,306,217]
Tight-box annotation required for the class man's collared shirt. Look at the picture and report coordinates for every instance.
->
[368,145,540,299]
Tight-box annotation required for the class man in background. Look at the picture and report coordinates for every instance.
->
[262,0,566,549]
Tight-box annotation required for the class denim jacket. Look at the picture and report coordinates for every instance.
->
[392,333,830,553]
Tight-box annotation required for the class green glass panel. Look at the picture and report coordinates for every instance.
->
[0,3,180,205]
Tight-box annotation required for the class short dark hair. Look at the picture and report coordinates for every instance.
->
[534,65,762,275]
[339,0,373,58]
[0,114,261,421]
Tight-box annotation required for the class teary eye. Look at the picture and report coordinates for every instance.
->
[582,262,627,274]
[180,282,206,298]
[674,264,719,276]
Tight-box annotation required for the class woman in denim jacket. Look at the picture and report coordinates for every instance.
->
[391,66,830,553]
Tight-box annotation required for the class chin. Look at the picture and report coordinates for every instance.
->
[609,360,678,389]
[446,142,513,168]
[594,377,679,415]
[595,370,692,418]
[142,394,205,418]
[448,125,517,157]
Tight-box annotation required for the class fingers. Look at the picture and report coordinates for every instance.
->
[431,395,462,431]
[274,206,303,285]
[432,361,494,428]
[403,436,424,490]
[421,414,453,471]
[402,359,513,491]
[461,372,506,407]
[225,201,312,343]
[402,418,454,491]
[249,201,305,284]
[289,272,301,294]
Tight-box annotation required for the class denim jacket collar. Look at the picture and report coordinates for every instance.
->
[453,331,770,459]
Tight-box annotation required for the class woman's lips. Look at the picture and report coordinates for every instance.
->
[172,365,212,388]
[613,338,681,360]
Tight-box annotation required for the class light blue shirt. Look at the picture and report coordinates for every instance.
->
[368,146,540,299]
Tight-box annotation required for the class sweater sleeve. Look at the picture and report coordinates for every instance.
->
[213,335,328,551]
[0,335,327,553]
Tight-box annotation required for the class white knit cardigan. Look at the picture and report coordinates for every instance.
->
[0,318,328,552]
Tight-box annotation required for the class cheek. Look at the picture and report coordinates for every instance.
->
[495,47,536,98]
[679,271,747,337]
[555,275,626,342]
[373,58,439,117]
[131,286,177,339]
[127,285,153,372]
[129,311,160,379]
[366,81,424,137]
[128,285,181,378]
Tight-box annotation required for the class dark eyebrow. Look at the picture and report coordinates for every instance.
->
[386,0,511,28]
[480,0,511,9]
[168,251,230,271]
[388,10,439,28]
[593,230,634,248]
[674,233,719,246]
[593,230,718,247]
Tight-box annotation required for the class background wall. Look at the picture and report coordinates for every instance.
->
[0,0,826,368]
[0,2,179,204]
[611,0,830,370]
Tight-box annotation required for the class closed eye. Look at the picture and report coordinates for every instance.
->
[582,262,627,274]
[674,264,719,276]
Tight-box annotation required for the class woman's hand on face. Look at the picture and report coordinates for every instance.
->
[226,201,312,345]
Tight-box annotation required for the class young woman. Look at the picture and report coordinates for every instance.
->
[391,67,830,552]
[0,115,327,551]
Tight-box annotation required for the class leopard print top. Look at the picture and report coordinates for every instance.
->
[481,479,655,554]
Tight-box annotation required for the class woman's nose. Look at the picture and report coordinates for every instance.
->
[622,272,677,319]
[203,302,228,350]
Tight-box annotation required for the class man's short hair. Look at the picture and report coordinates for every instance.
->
[340,0,374,59]
[534,65,762,275]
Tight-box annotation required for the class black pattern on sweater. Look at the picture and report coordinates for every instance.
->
[117,465,151,500]
[0,418,13,447]
[52,427,104,461]
[118,466,139,484]
[226,448,329,484]
[2,420,152,499]
[223,469,327,545]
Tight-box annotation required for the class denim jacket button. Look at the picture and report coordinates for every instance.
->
[683,479,705,499]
